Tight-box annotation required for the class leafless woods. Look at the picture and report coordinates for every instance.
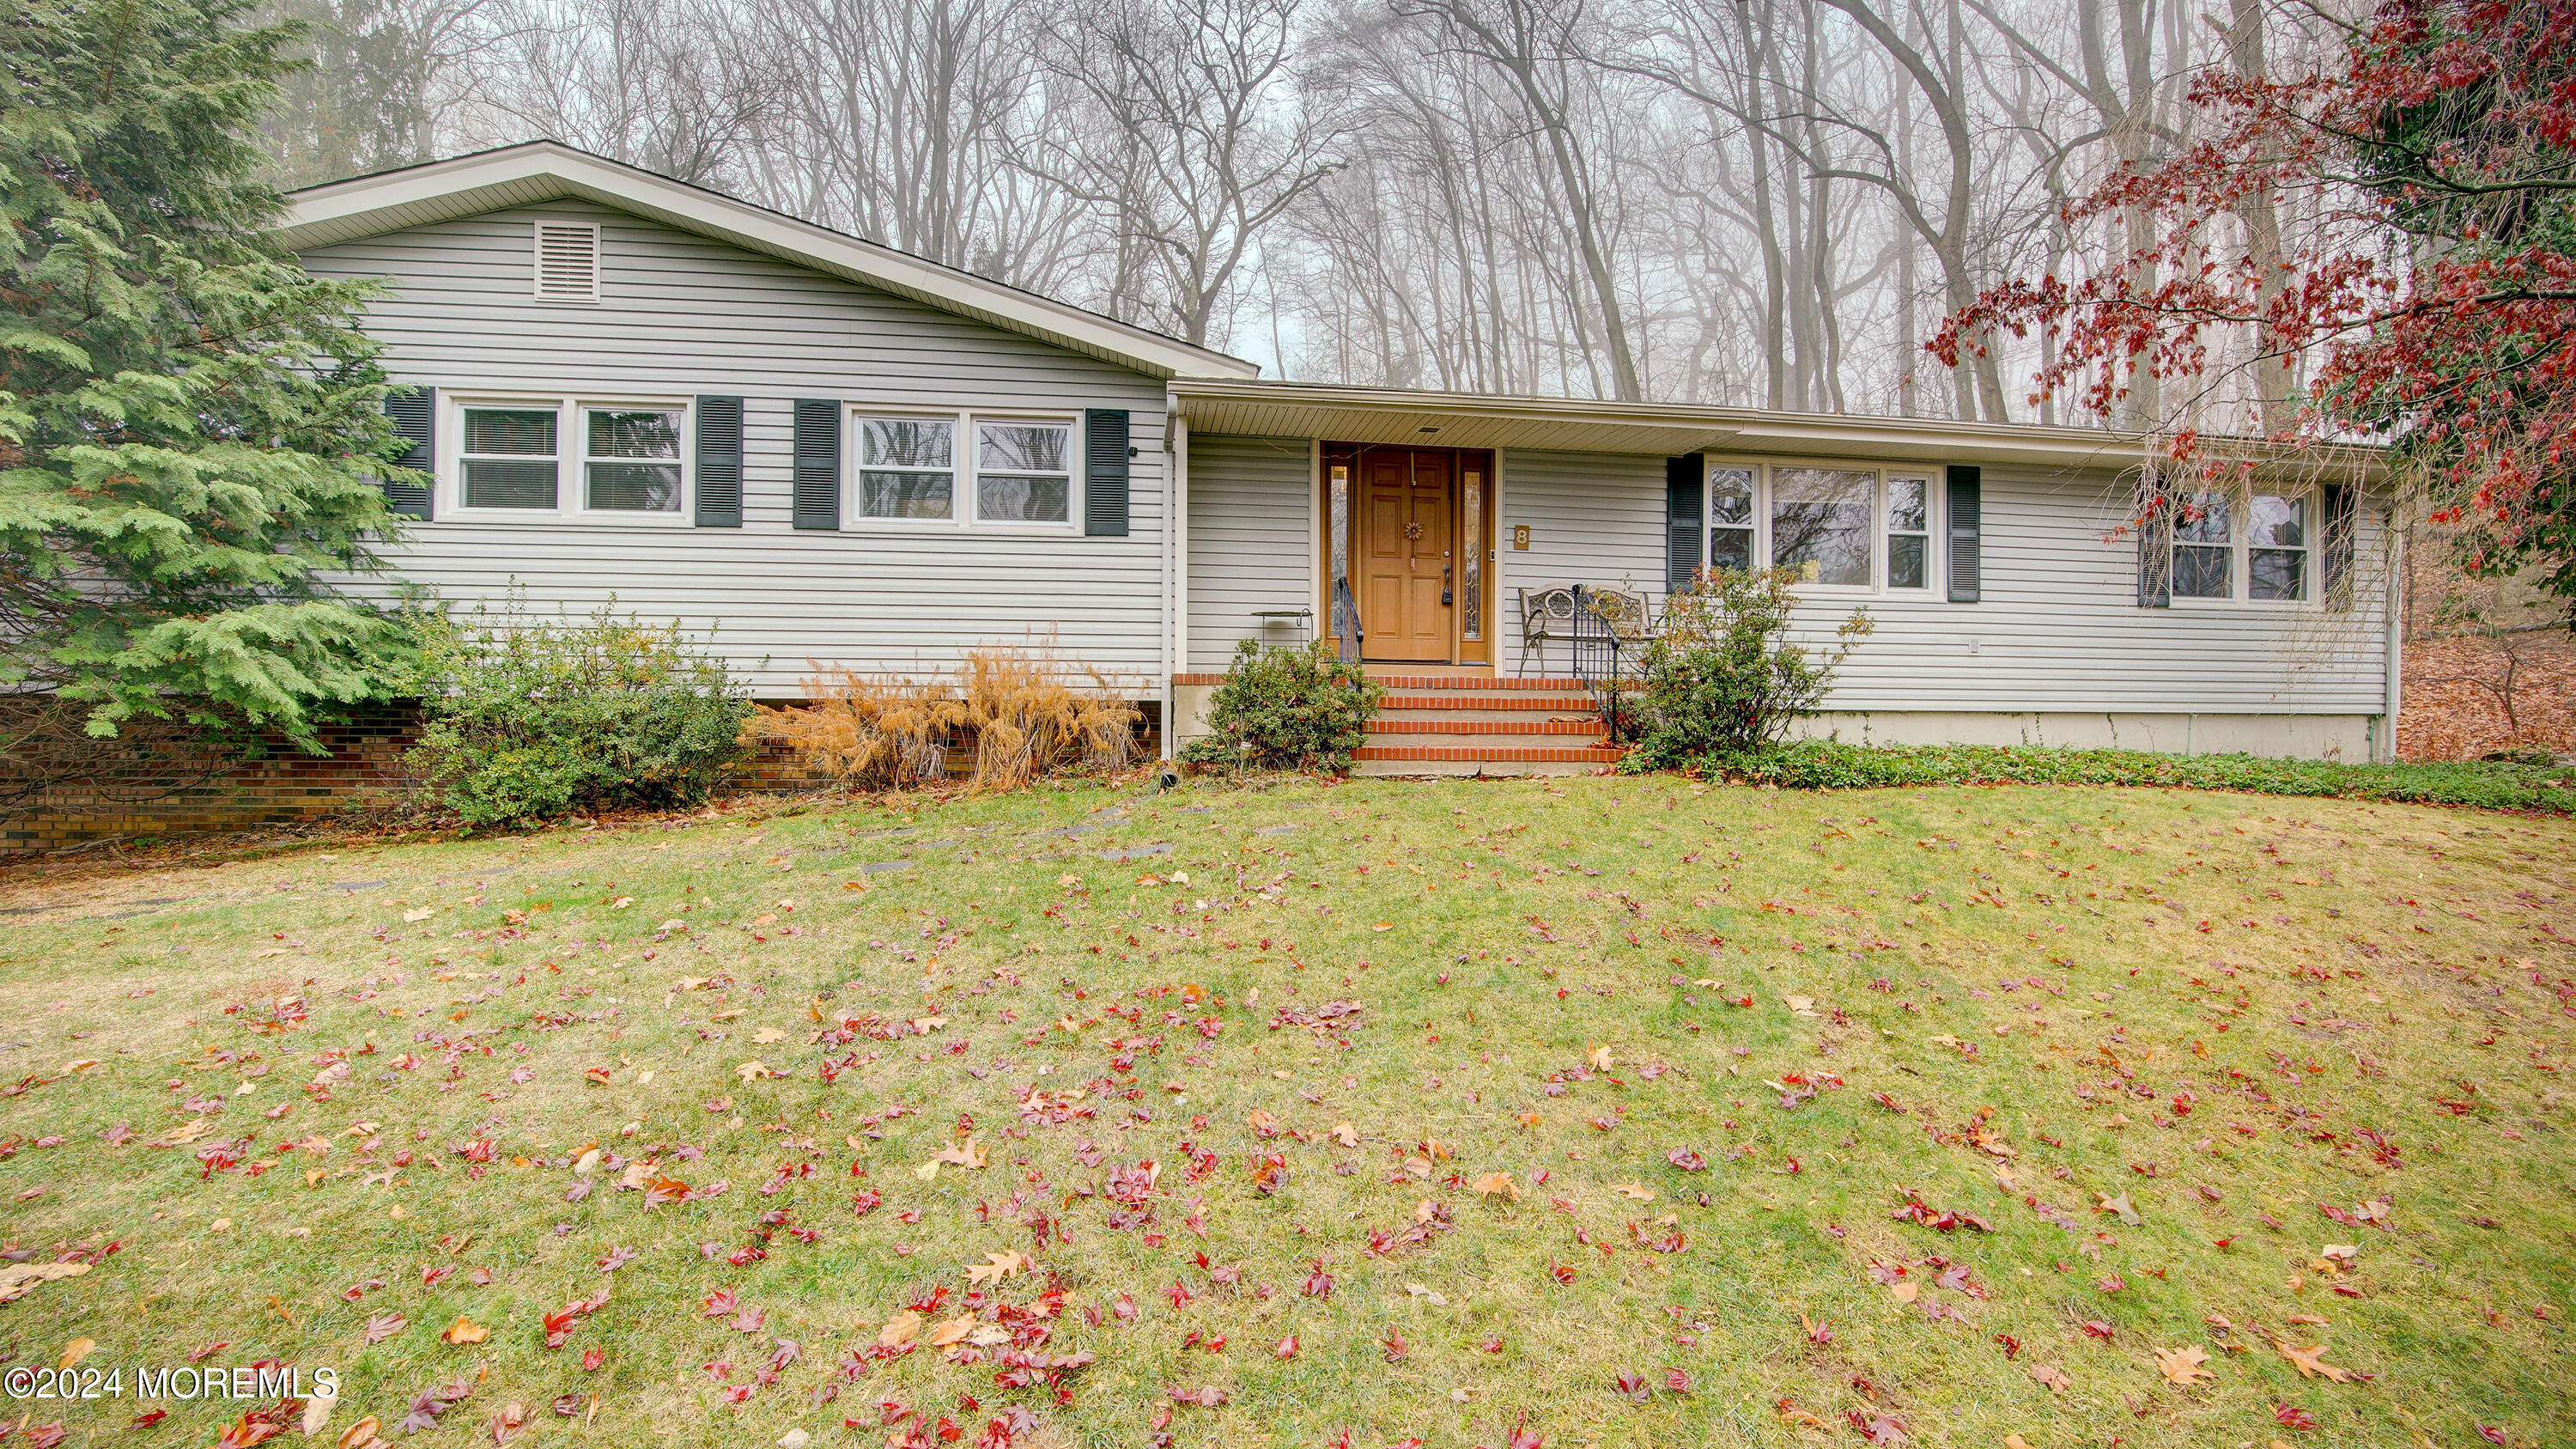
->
[260,0,2348,425]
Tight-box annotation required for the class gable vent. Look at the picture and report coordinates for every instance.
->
[533,222,601,300]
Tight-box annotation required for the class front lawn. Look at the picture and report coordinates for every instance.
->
[3,777,2570,1448]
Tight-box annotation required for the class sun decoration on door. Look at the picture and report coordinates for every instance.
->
[1401,521,1424,540]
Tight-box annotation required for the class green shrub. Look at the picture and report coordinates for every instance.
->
[1716,740,2574,812]
[1627,569,1872,769]
[407,605,752,827]
[1178,640,1386,775]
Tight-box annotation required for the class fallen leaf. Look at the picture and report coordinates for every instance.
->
[402,906,435,922]
[875,1312,921,1348]
[965,1251,1030,1288]
[58,1338,94,1371]
[1587,1044,1614,1071]
[334,1417,381,1449]
[2097,1190,2142,1226]
[734,1060,775,1083]
[1403,1283,1449,1306]
[2155,1344,2214,1386]
[2030,1363,2072,1394]
[1332,1122,1360,1148]
[1613,1183,1656,1202]
[927,1314,977,1347]
[2275,1341,2352,1383]
[1471,1171,1520,1203]
[1890,1281,1919,1304]
[443,1317,489,1345]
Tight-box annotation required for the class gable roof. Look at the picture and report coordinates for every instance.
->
[276,140,1262,382]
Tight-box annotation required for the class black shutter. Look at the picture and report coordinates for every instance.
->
[792,399,840,530]
[1945,466,1981,603]
[695,396,744,527]
[381,386,434,520]
[1084,409,1131,536]
[2321,483,2356,611]
[2136,471,2173,608]
[1665,454,1704,590]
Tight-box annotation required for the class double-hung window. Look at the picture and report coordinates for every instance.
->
[2172,486,2311,602]
[850,410,1078,528]
[2249,493,2308,600]
[1709,467,1756,570]
[451,396,690,519]
[460,406,559,509]
[858,418,956,520]
[584,407,683,512]
[975,421,1072,524]
[1886,475,1933,589]
[1699,462,1936,593]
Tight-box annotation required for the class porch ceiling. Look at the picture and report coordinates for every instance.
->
[1169,380,2391,478]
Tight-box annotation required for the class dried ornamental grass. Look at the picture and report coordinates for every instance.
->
[753,669,963,791]
[757,645,1140,793]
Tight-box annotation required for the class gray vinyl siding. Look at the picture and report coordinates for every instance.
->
[300,199,1169,696]
[1185,438,2388,714]
[1186,435,1312,669]
[1495,448,2389,713]
[1497,450,1669,674]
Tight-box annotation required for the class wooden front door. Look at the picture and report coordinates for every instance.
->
[1358,449,1455,661]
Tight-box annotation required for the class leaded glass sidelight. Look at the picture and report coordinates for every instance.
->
[1461,470,1484,641]
[1328,463,1358,659]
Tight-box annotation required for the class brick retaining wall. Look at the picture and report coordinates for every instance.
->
[4,700,1162,857]
[3,702,425,855]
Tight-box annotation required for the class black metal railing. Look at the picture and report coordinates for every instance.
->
[1568,585,1649,742]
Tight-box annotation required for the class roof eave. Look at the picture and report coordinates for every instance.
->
[1167,379,2389,479]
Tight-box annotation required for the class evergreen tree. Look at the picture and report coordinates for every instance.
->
[0,0,412,778]
[257,0,440,187]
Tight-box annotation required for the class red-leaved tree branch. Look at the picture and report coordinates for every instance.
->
[1935,0,2576,581]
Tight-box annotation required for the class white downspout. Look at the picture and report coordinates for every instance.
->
[1163,405,1189,759]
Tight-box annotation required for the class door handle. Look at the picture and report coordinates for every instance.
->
[1442,563,1453,606]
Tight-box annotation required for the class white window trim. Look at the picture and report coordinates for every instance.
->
[2168,483,2318,609]
[1699,456,1941,598]
[842,405,1084,533]
[532,220,603,303]
[442,393,694,527]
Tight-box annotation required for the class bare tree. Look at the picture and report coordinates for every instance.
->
[1027,0,1345,348]
[1396,0,1648,399]
[466,0,781,189]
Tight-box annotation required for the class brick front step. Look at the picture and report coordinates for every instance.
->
[1366,718,1603,736]
[1352,745,1627,764]
[1170,673,1587,691]
[1378,694,1599,713]
[1351,742,1627,777]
